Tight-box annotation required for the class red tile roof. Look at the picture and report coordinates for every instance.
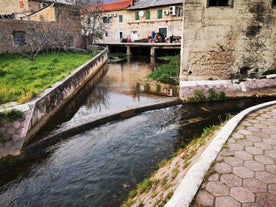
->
[81,0,131,14]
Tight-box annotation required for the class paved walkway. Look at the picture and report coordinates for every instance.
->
[192,104,276,207]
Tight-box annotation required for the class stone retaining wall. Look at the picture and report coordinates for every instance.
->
[180,78,276,101]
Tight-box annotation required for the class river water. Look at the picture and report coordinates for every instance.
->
[0,57,274,207]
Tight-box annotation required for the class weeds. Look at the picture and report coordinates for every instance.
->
[0,110,23,124]
[189,88,226,103]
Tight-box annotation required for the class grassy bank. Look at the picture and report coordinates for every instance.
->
[0,51,95,104]
[121,123,224,207]
[147,56,180,85]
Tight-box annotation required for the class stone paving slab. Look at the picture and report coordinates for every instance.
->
[165,100,276,207]
[192,104,276,207]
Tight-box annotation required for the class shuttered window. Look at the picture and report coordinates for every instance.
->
[146,11,150,19]
[135,12,139,20]
[157,10,162,19]
[119,15,123,22]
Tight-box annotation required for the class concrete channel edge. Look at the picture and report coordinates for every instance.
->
[24,98,181,156]
[165,100,276,207]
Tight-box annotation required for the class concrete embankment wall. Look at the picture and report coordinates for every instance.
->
[26,48,108,142]
[0,48,108,158]
[180,78,276,101]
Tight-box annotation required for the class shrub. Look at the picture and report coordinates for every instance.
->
[147,56,180,85]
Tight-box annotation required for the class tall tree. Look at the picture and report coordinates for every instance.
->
[79,0,106,45]
[11,21,50,61]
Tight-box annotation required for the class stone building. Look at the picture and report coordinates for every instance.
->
[0,0,84,54]
[126,0,183,43]
[0,0,29,19]
[81,0,183,43]
[180,0,276,81]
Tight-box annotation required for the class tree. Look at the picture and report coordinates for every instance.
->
[49,21,74,52]
[12,21,50,61]
[79,0,106,45]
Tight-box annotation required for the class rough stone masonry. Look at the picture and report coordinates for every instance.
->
[180,0,276,81]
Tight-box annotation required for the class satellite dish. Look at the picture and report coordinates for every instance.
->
[138,10,144,17]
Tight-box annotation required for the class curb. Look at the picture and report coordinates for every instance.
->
[165,100,276,207]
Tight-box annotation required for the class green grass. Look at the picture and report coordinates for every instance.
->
[0,51,95,104]
[147,56,180,85]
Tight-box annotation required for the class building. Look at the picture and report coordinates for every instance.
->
[81,0,132,44]
[180,0,276,81]
[81,0,183,43]
[126,0,183,43]
[0,0,84,54]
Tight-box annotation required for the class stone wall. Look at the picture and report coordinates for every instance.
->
[180,0,276,81]
[180,78,276,101]
[0,3,84,54]
[0,0,28,16]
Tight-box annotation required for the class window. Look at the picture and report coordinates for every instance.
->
[119,15,123,22]
[273,0,276,6]
[207,0,234,7]
[159,28,167,39]
[146,11,150,19]
[103,16,111,23]
[13,31,26,46]
[135,12,139,20]
[157,10,162,19]
[86,17,91,25]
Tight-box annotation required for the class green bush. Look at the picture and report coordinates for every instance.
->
[147,56,180,85]
[189,89,206,102]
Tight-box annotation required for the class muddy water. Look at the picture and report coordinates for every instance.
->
[0,57,274,207]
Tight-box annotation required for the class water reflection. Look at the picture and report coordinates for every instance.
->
[35,57,166,140]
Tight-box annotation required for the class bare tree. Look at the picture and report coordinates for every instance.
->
[79,0,106,45]
[49,21,74,52]
[12,21,50,61]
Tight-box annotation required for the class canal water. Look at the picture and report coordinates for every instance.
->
[0,57,274,207]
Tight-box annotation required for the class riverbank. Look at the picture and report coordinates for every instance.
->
[0,48,108,159]
[122,99,276,207]
[121,123,222,207]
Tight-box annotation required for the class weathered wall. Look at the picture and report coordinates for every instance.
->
[180,78,276,101]
[26,3,56,22]
[180,0,276,81]
[0,0,29,16]
[0,3,84,54]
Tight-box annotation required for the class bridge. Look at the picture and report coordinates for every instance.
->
[97,42,181,57]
